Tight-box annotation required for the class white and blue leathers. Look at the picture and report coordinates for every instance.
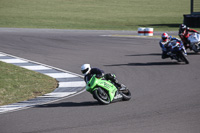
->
[159,36,187,59]
[159,36,183,52]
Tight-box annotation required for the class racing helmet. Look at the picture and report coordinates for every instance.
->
[179,24,187,33]
[81,64,91,75]
[161,33,169,42]
[180,24,186,30]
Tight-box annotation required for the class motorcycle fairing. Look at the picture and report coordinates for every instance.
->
[86,75,117,101]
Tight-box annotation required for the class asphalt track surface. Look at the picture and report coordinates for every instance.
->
[0,28,200,133]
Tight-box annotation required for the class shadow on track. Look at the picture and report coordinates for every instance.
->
[187,52,200,55]
[126,53,161,56]
[104,61,183,67]
[36,101,99,108]
[126,52,200,57]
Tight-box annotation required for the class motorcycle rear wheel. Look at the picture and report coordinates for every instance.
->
[93,87,111,105]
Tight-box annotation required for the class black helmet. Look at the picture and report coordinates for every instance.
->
[179,24,186,30]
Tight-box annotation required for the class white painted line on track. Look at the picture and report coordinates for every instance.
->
[21,65,52,70]
[0,52,86,114]
[59,81,86,88]
[0,54,6,56]
[44,73,77,78]
[0,105,30,108]
[0,59,28,63]
[0,108,21,113]
[37,92,76,98]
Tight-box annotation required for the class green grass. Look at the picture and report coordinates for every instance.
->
[0,61,58,106]
[0,0,197,31]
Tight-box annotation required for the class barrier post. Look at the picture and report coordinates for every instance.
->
[138,27,145,36]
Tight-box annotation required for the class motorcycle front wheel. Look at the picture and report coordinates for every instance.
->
[180,51,189,64]
[119,88,131,101]
[93,87,111,105]
[193,45,199,53]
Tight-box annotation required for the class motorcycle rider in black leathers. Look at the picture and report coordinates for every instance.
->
[179,24,199,49]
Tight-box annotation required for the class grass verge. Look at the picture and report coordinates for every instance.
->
[0,0,199,31]
[0,61,58,106]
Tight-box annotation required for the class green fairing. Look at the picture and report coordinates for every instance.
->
[86,75,117,101]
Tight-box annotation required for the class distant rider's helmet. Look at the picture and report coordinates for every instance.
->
[81,64,91,76]
[161,33,169,43]
[179,24,186,33]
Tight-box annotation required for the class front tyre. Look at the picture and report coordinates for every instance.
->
[180,51,189,64]
[119,89,131,101]
[93,87,111,105]
[192,44,199,53]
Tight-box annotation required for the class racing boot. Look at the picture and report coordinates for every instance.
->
[115,82,122,90]
[182,46,187,56]
[115,82,127,91]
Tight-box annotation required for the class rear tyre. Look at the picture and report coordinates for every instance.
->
[93,87,110,105]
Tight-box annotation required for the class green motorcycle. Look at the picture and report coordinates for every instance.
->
[86,74,131,105]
